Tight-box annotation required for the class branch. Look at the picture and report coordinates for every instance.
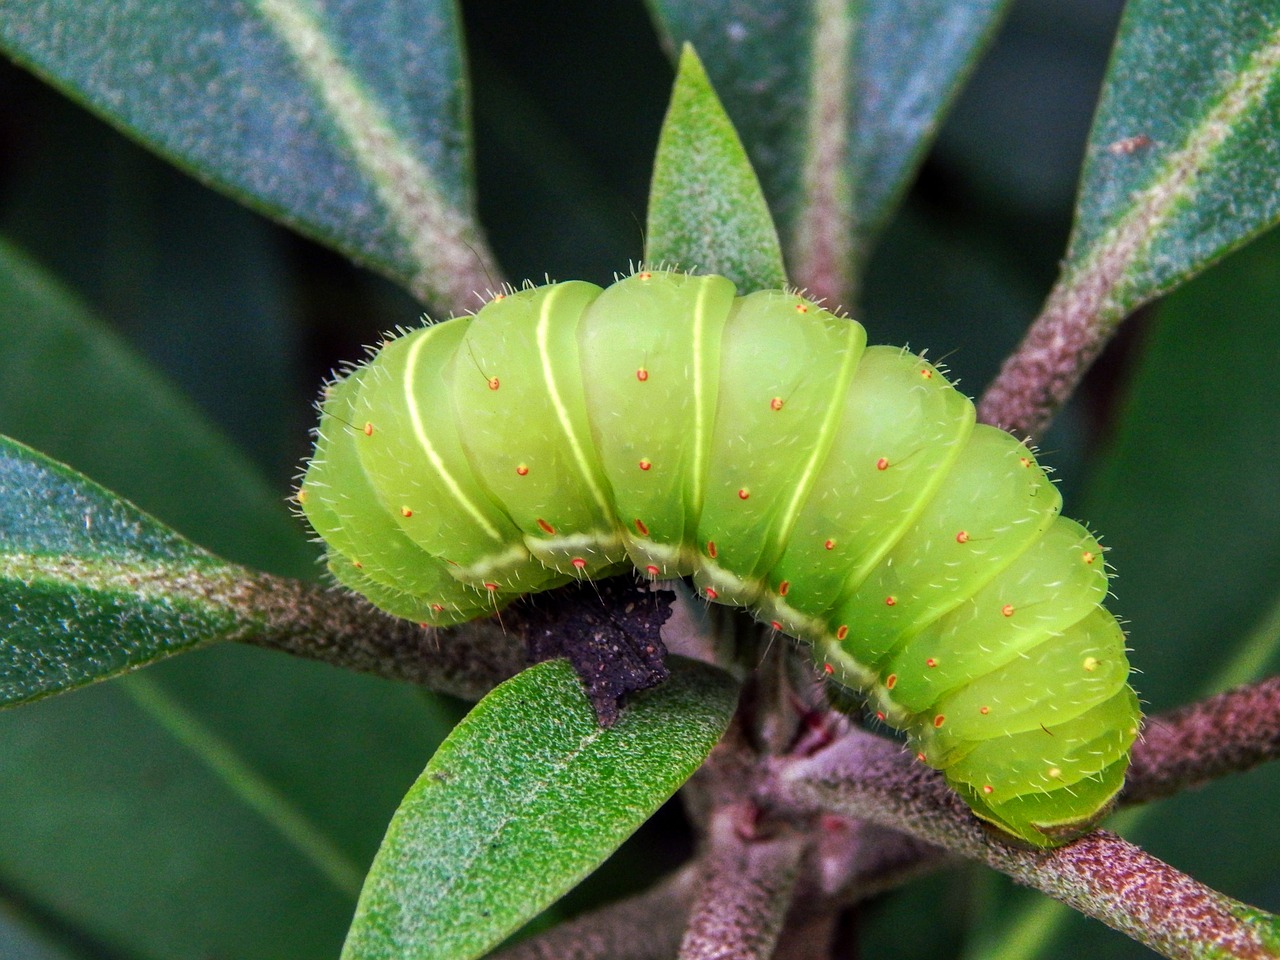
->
[678,803,807,960]
[1124,676,1280,805]
[764,729,1280,960]
[232,573,525,700]
[490,867,696,960]
[975,274,1120,439]
[793,0,855,308]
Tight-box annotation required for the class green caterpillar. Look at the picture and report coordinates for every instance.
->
[299,269,1140,847]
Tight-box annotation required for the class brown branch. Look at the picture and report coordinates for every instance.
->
[976,275,1116,440]
[1124,676,1280,805]
[678,803,807,960]
[764,729,1280,960]
[231,573,526,700]
[794,0,855,309]
[490,867,697,960]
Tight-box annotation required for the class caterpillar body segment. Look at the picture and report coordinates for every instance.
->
[300,269,1141,847]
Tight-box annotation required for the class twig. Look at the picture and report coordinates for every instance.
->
[678,803,807,960]
[232,573,525,700]
[1124,676,1280,805]
[490,867,697,960]
[765,729,1280,960]
[794,0,855,308]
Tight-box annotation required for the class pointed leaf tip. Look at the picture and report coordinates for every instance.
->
[646,44,786,291]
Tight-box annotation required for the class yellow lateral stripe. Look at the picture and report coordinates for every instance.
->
[536,288,614,518]
[774,321,864,544]
[402,327,504,541]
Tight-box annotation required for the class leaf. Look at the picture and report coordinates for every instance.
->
[1062,0,1280,326]
[646,0,1011,294]
[646,44,786,292]
[0,434,273,706]
[0,0,496,310]
[0,235,312,576]
[0,646,457,960]
[341,657,740,960]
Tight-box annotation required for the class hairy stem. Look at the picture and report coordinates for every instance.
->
[1124,676,1280,805]
[490,868,696,960]
[678,803,807,960]
[766,729,1280,960]
[232,573,525,700]
[794,0,855,308]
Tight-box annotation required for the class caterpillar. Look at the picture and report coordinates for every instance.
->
[299,269,1140,847]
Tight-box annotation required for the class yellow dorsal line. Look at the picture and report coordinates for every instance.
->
[402,326,504,541]
[774,321,866,548]
[537,287,614,519]
[690,279,715,512]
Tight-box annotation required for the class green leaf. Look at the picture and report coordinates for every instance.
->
[0,646,457,960]
[647,0,1011,293]
[0,236,312,575]
[1062,0,1280,326]
[0,434,270,706]
[646,44,786,292]
[0,0,496,310]
[342,657,739,960]
[0,902,81,960]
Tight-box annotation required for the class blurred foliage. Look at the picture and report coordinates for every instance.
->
[0,0,1278,958]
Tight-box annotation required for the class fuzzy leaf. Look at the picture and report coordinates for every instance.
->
[0,236,311,575]
[646,44,786,292]
[0,0,496,309]
[0,435,263,706]
[647,0,1011,290]
[341,657,739,960]
[1063,0,1280,324]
